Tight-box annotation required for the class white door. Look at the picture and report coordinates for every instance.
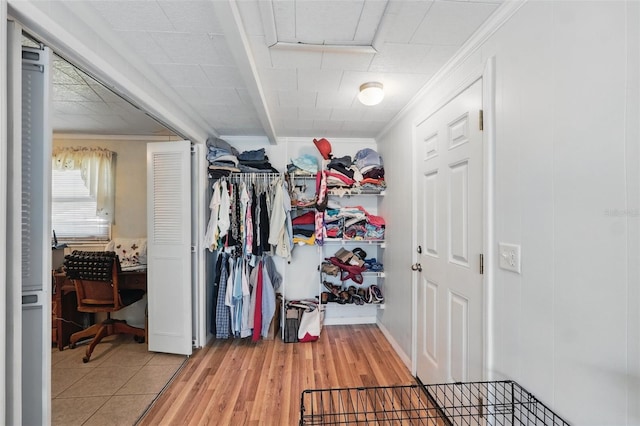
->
[147,141,193,355]
[5,33,53,424]
[16,40,53,425]
[415,79,483,385]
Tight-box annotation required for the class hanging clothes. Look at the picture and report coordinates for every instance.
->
[207,173,291,341]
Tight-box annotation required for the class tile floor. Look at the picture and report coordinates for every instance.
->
[51,334,187,426]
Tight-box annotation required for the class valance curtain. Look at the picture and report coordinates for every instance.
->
[52,147,115,223]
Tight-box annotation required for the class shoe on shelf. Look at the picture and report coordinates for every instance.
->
[370,285,384,303]
[339,290,352,304]
[357,287,367,300]
[323,280,340,295]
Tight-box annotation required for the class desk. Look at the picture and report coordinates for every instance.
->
[52,270,147,350]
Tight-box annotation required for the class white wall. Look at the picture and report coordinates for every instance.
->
[378,1,639,424]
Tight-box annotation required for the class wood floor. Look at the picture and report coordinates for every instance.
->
[139,324,416,425]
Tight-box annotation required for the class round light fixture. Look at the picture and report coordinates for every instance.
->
[358,81,384,106]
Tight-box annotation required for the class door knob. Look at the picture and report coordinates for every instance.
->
[411,263,422,272]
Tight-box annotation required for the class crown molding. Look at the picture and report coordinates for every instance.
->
[377,0,527,140]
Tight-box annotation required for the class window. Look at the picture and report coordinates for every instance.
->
[51,168,111,241]
[51,146,115,242]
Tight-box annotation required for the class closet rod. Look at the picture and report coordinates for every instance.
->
[226,172,282,181]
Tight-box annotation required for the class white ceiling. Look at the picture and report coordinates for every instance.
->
[48,0,504,140]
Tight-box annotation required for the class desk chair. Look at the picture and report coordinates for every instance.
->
[65,251,145,363]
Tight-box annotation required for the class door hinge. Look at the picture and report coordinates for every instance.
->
[479,253,484,275]
[479,109,484,131]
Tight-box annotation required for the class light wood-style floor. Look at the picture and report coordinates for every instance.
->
[139,324,416,425]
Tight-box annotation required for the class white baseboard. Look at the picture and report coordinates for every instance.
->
[376,321,412,373]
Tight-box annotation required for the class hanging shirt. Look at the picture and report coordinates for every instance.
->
[204,181,222,251]
[216,252,231,339]
[252,261,264,342]
[218,180,231,242]
[268,179,292,259]
[240,259,252,338]
[243,185,254,257]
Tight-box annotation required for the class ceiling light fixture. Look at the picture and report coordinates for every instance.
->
[358,82,384,106]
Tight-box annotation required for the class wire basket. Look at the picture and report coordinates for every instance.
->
[300,380,569,425]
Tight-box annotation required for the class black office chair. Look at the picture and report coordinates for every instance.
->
[65,251,145,363]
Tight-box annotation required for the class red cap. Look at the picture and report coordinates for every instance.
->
[313,138,332,160]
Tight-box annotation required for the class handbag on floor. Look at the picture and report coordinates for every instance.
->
[297,306,323,343]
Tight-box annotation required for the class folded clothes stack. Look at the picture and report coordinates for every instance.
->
[291,211,316,245]
[236,148,279,173]
[324,206,385,240]
[287,154,319,176]
[324,148,386,193]
[206,136,240,179]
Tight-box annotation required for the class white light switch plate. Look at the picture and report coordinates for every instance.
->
[498,243,521,273]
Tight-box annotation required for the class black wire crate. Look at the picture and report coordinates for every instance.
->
[299,381,569,425]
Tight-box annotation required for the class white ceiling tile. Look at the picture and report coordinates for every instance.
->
[209,36,237,67]
[177,87,244,106]
[150,32,221,65]
[293,1,368,43]
[312,120,344,131]
[298,69,343,92]
[270,49,322,69]
[258,68,297,91]
[354,1,388,42]
[200,106,265,131]
[272,0,296,41]
[298,107,332,121]
[283,118,314,131]
[54,115,105,132]
[341,120,383,136]
[321,51,373,71]
[115,31,173,64]
[53,101,103,115]
[262,89,281,110]
[236,88,256,107]
[200,66,247,88]
[278,90,317,107]
[274,106,299,120]
[90,1,174,32]
[383,1,433,43]
[316,90,357,109]
[330,107,364,122]
[248,36,274,67]
[52,62,85,85]
[369,43,432,73]
[361,108,397,123]
[157,64,211,87]
[157,0,221,33]
[236,0,265,37]
[412,1,500,45]
[420,44,460,75]
[53,84,102,102]
[88,83,128,103]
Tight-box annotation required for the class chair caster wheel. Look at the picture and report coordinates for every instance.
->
[82,357,89,363]
[69,343,76,349]
[134,336,145,343]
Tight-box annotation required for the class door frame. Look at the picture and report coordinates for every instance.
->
[411,57,496,381]
[2,6,208,421]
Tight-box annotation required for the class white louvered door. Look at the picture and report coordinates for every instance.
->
[147,141,192,355]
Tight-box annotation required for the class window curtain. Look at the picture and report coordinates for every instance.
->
[52,147,116,223]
